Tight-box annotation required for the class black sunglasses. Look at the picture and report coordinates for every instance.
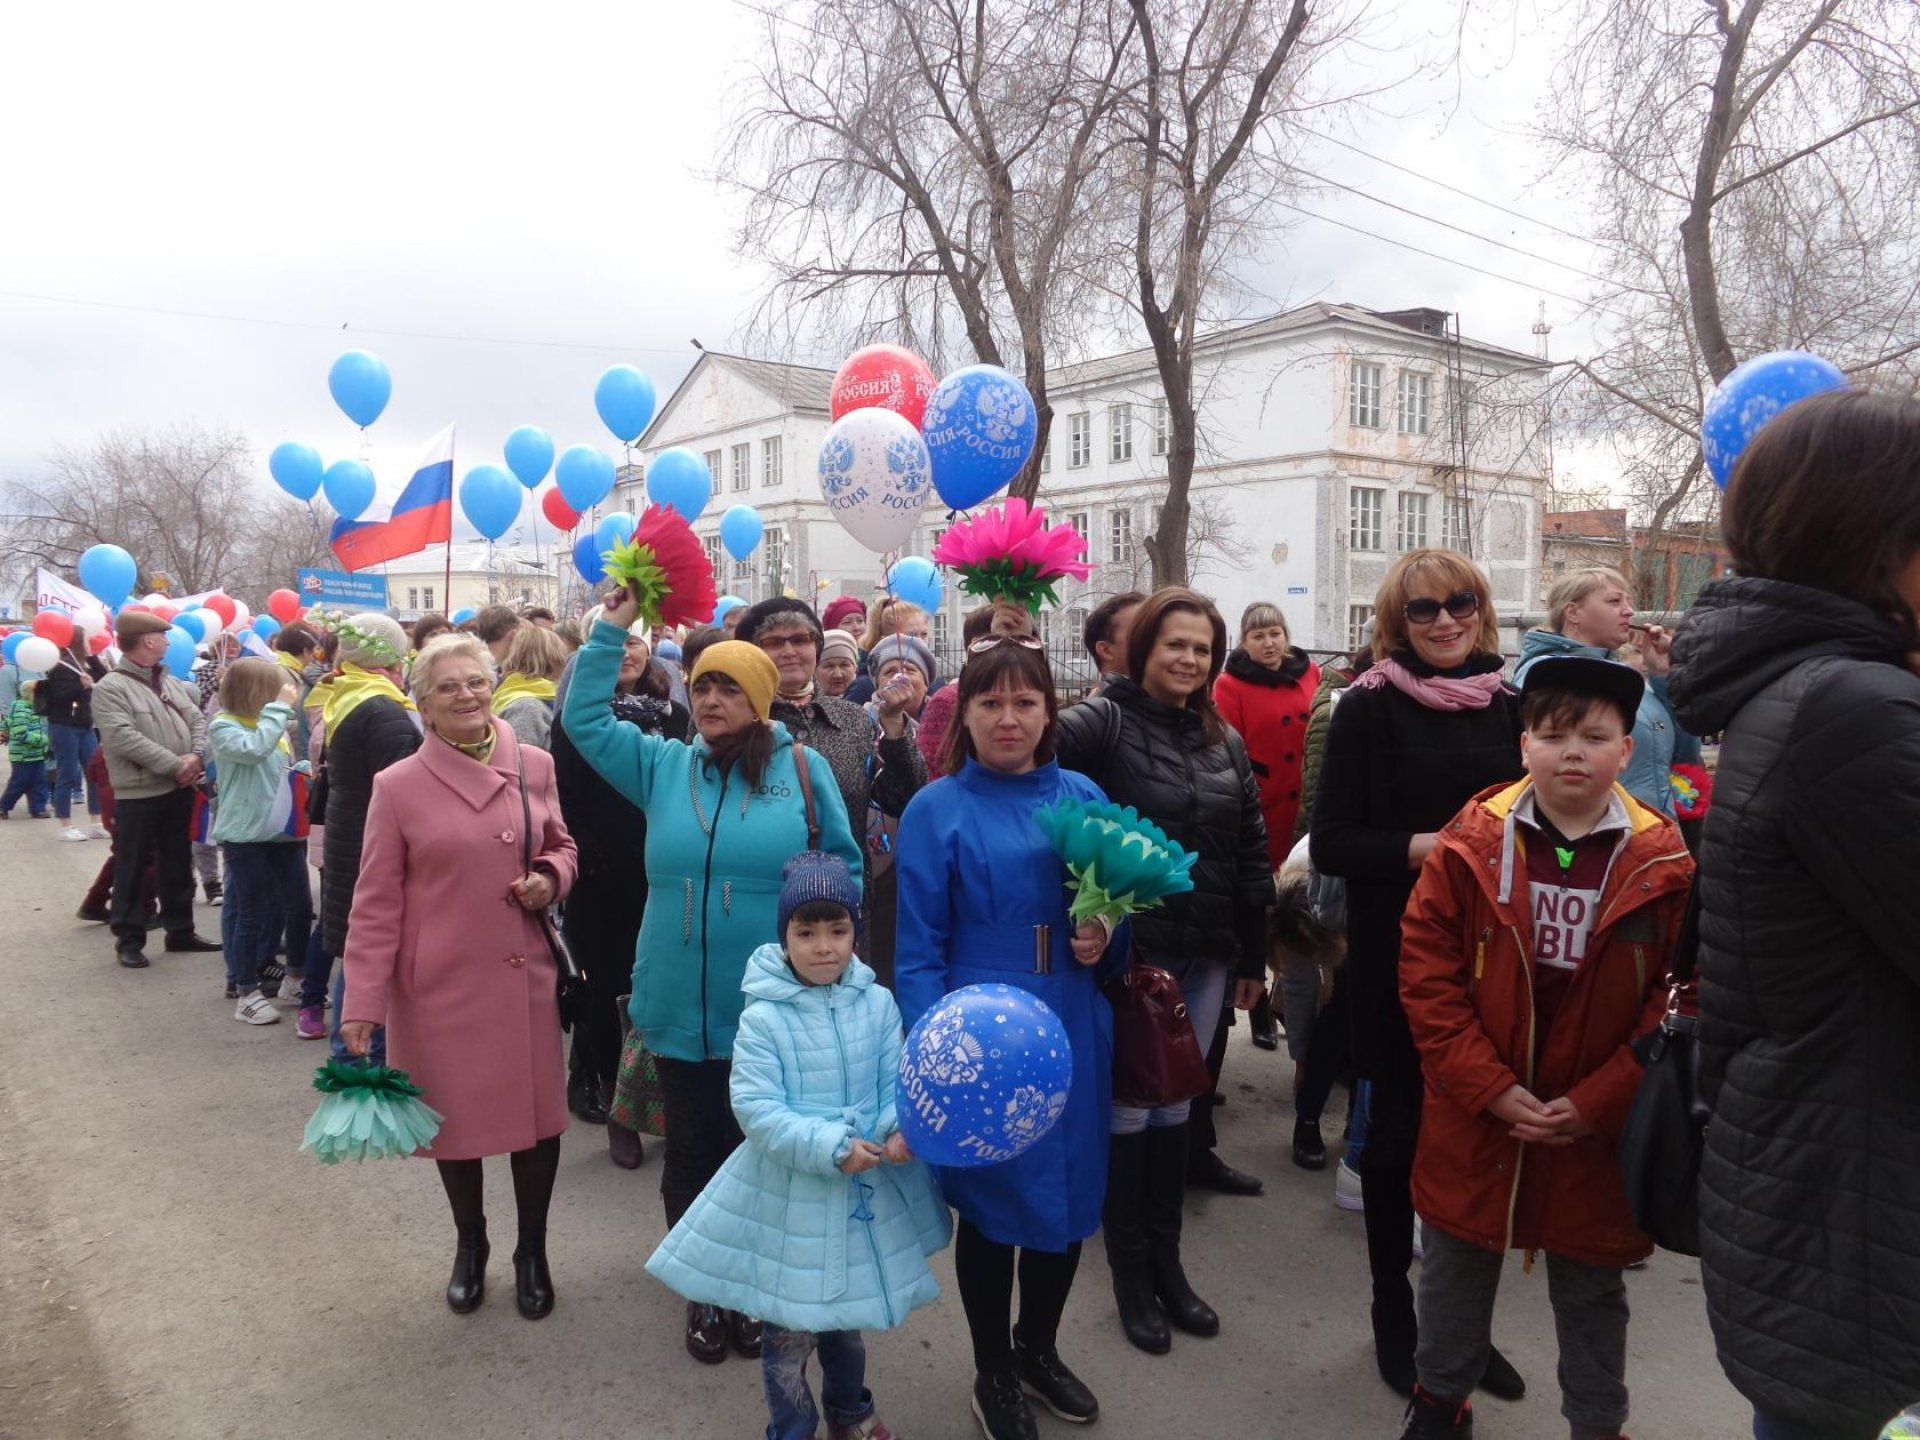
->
[1403,591,1481,625]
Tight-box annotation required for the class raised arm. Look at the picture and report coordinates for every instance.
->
[559,620,668,811]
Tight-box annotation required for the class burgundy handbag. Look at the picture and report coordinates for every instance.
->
[1104,959,1212,1109]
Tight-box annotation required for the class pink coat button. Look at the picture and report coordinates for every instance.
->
[500,829,515,843]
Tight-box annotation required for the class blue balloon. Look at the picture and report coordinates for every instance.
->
[573,534,608,586]
[2,633,24,664]
[595,512,638,552]
[897,983,1072,1168]
[594,365,657,444]
[323,459,377,521]
[1702,350,1850,489]
[504,425,555,488]
[886,556,943,613]
[719,504,764,561]
[172,610,208,643]
[712,595,746,624]
[252,615,282,640]
[450,607,476,625]
[921,365,1038,511]
[459,464,523,541]
[163,625,197,679]
[328,350,392,428]
[77,543,138,602]
[555,444,617,512]
[269,441,325,501]
[647,447,712,523]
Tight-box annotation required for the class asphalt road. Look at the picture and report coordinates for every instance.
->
[0,817,1749,1439]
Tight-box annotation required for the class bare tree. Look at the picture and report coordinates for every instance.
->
[1542,0,1920,592]
[1,425,335,601]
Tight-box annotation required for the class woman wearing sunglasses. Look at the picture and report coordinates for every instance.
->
[1309,548,1525,1402]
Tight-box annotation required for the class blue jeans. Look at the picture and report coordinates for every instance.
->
[1347,1078,1372,1168]
[2,759,49,815]
[221,842,311,992]
[761,1324,872,1440]
[48,723,98,820]
[330,965,385,1065]
[1753,1410,1846,1440]
[299,926,332,1009]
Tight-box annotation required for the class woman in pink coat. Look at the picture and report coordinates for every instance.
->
[341,633,579,1321]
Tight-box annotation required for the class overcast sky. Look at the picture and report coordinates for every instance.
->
[0,1,1612,552]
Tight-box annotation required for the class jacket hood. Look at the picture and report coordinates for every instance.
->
[741,939,875,1005]
[1516,627,1611,672]
[1224,647,1313,688]
[1667,577,1911,735]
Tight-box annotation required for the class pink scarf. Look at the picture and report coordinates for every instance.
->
[1352,656,1506,711]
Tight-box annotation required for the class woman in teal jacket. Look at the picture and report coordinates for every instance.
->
[563,599,862,1364]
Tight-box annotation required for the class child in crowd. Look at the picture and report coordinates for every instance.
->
[0,681,52,818]
[208,659,314,1027]
[647,852,950,1440]
[1396,655,1693,1440]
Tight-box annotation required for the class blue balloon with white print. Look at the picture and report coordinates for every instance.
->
[897,983,1072,1169]
[1701,350,1850,489]
[921,365,1037,511]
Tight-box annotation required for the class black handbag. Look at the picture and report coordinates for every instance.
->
[1616,884,1708,1256]
[516,759,592,1039]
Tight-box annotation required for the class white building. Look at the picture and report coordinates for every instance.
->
[382,543,563,623]
[618,304,1551,674]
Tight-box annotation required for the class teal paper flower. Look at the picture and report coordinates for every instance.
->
[300,1059,445,1164]
[1033,798,1197,926]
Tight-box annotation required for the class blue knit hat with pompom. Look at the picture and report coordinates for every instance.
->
[778,851,862,937]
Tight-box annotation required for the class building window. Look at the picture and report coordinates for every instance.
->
[422,587,435,612]
[730,442,751,493]
[1109,404,1133,463]
[1066,510,1090,546]
[1350,362,1383,428]
[1441,495,1472,553]
[1068,413,1091,469]
[406,587,418,610]
[762,436,783,487]
[1396,371,1431,436]
[764,525,786,590]
[1396,491,1430,552]
[1152,401,1169,456]
[732,555,752,583]
[1107,507,1133,564]
[703,449,722,487]
[1347,604,1375,651]
[931,610,951,659]
[1349,485,1384,552]
[929,526,946,554]
[703,533,724,580]
[1040,433,1051,473]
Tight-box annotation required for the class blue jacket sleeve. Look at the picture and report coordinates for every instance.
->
[730,1007,857,1176]
[892,789,954,1033]
[560,620,668,811]
[1650,676,1703,766]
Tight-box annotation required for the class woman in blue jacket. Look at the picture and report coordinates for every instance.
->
[562,590,861,1366]
[894,637,1121,1440]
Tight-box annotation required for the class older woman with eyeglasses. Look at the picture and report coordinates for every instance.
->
[1308,548,1526,1402]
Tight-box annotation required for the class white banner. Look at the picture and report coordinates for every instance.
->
[35,568,102,615]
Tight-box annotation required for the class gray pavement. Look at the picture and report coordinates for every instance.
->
[0,819,1749,1439]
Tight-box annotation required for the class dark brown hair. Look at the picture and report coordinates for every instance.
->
[680,625,725,676]
[1124,586,1229,745]
[962,600,1035,646]
[273,622,318,657]
[1521,687,1633,737]
[937,641,1060,777]
[1723,389,1920,637]
[411,613,451,650]
[694,671,775,792]
[1084,591,1146,661]
[474,604,522,645]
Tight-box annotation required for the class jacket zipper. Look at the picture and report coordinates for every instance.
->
[1594,850,1691,932]
[830,1002,897,1328]
[699,769,728,1059]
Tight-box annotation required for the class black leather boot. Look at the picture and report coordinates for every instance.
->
[446,1220,488,1314]
[512,1240,554,1320]
[1102,1129,1170,1354]
[1145,1123,1220,1337]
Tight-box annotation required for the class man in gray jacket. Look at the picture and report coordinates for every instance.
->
[92,610,220,968]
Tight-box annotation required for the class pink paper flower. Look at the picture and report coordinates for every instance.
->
[931,497,1095,610]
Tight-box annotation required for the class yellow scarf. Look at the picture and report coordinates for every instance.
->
[490,674,557,716]
[444,728,497,765]
[273,651,305,676]
[216,710,294,760]
[321,662,416,732]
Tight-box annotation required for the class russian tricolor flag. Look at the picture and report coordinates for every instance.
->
[330,424,455,571]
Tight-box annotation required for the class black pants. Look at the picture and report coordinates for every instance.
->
[953,1219,1082,1373]
[1297,968,1353,1126]
[561,883,642,1091]
[110,789,196,946]
[1359,1070,1423,1346]
[1188,990,1234,1156]
[654,1055,744,1226]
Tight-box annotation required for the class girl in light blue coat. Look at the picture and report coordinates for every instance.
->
[648,853,949,1440]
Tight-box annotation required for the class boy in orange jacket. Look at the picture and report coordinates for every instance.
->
[1396,655,1693,1440]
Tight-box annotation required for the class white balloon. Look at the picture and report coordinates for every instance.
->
[231,601,251,631]
[72,605,108,639]
[197,609,224,641]
[141,592,167,607]
[816,408,934,553]
[16,636,59,673]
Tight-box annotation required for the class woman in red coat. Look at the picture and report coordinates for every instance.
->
[341,633,579,1321]
[1213,601,1319,862]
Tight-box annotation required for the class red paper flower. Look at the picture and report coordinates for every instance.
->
[603,504,718,629]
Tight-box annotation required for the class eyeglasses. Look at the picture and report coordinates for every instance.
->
[428,677,493,698]
[757,631,815,651]
[967,634,1045,654]
[1403,591,1481,625]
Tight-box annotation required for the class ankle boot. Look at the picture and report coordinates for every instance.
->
[1102,1130,1170,1354]
[446,1220,488,1313]
[512,1233,554,1319]
[1145,1123,1219,1337]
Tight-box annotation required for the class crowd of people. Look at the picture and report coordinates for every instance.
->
[6,388,1920,1439]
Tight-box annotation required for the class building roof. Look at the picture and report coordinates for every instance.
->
[1543,509,1629,542]
[640,350,836,447]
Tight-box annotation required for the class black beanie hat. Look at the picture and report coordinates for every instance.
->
[735,596,824,651]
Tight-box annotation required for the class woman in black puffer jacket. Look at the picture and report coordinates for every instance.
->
[1667,390,1920,1440]
[1055,586,1272,1358]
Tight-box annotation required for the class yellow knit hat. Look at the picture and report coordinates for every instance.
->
[688,640,780,722]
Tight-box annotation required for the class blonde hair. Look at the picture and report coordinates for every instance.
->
[1239,601,1288,640]
[861,598,927,650]
[501,623,569,681]
[1544,567,1632,634]
[411,633,493,697]
[218,658,286,719]
[1371,548,1502,662]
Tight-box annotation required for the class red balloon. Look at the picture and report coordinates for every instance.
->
[268,588,301,624]
[152,604,178,622]
[201,593,239,627]
[31,611,75,648]
[830,345,938,429]
[88,630,113,655]
[541,487,581,531]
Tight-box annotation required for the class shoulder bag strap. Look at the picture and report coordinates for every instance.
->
[1669,881,1702,989]
[791,740,821,851]
[517,756,583,982]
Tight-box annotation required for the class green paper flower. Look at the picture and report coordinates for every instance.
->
[1033,798,1198,927]
[301,1060,444,1164]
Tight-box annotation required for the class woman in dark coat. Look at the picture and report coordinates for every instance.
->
[550,624,689,1168]
[1054,586,1273,1357]
[1308,548,1525,1401]
[1667,390,1920,1440]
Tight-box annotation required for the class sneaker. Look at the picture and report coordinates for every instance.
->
[828,1415,897,1440]
[203,880,224,904]
[59,826,90,842]
[234,991,280,1025]
[1399,1386,1473,1439]
[1013,1331,1098,1423]
[1334,1159,1365,1211]
[296,1006,327,1040]
[86,822,110,839]
[971,1370,1038,1440]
